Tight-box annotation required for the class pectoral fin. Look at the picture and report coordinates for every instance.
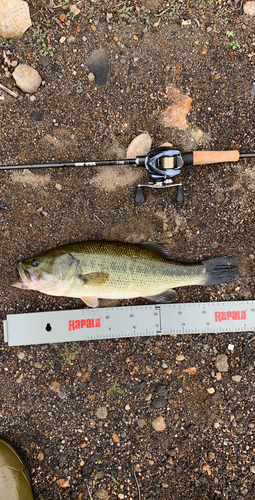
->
[81,296,99,308]
[78,272,109,285]
[146,289,177,304]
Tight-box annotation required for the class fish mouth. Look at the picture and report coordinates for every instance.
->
[11,262,39,289]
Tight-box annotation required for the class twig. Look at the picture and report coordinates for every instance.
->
[0,83,18,98]
[156,6,172,17]
[93,214,104,225]
[53,16,65,29]
[133,470,141,500]
[241,333,255,367]
[85,480,93,500]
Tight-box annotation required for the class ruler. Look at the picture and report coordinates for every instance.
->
[3,300,255,346]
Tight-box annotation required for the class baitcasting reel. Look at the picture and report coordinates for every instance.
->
[134,146,189,204]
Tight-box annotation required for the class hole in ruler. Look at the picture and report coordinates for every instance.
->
[45,323,52,332]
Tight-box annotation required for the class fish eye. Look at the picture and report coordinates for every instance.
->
[31,259,40,267]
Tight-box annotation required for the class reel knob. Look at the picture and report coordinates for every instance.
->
[135,186,146,203]
[176,185,184,203]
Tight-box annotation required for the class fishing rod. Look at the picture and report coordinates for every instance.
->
[0,146,254,204]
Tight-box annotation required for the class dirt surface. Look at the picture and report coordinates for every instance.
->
[0,0,255,499]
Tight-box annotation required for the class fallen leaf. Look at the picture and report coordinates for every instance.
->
[183,366,197,375]
[57,478,70,488]
[59,13,65,22]
[202,45,208,54]
[203,464,211,475]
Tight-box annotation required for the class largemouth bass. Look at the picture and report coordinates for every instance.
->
[11,241,238,307]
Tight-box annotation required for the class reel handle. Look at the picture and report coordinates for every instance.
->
[135,186,146,203]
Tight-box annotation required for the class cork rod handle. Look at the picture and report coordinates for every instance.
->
[193,150,240,165]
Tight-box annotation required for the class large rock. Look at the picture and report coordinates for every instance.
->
[243,1,255,16]
[0,0,32,39]
[159,85,192,130]
[126,132,152,159]
[13,64,42,93]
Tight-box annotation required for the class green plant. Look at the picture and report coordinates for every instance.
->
[203,377,210,385]
[67,10,76,21]
[111,476,119,490]
[226,30,240,50]
[229,40,240,50]
[118,6,130,19]
[0,37,13,48]
[107,380,124,395]
[60,343,78,365]
[167,4,180,21]
[33,26,54,56]
[41,41,53,56]
[202,493,208,500]
[196,0,206,9]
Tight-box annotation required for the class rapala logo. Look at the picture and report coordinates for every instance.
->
[69,318,101,331]
[215,310,246,322]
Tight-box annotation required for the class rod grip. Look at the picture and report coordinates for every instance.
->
[193,150,240,165]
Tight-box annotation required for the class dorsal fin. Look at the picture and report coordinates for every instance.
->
[139,242,172,260]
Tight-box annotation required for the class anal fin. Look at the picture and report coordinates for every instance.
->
[146,289,177,304]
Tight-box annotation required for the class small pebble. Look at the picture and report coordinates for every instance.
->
[232,375,242,382]
[207,387,215,394]
[17,351,25,360]
[215,354,229,373]
[176,354,185,361]
[137,418,146,429]
[69,5,80,16]
[96,406,108,420]
[88,72,95,82]
[165,367,172,374]
[152,416,166,432]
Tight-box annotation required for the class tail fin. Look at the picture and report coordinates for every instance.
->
[202,257,238,286]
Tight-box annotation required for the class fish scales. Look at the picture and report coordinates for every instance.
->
[57,242,205,297]
[11,240,238,307]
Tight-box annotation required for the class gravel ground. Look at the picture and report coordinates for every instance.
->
[0,0,255,499]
